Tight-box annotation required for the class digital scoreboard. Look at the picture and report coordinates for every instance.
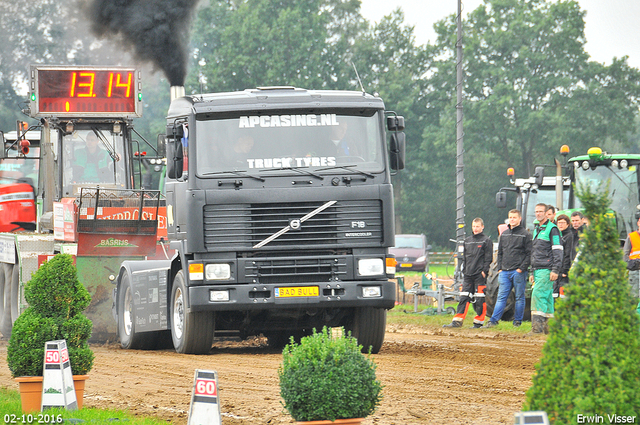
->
[29,65,142,118]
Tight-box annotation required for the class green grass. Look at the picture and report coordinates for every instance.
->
[388,304,533,334]
[0,387,167,424]
[395,264,456,280]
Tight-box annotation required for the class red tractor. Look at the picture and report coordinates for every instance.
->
[0,126,39,232]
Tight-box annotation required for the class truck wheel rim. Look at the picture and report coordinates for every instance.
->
[173,287,184,340]
[123,286,133,337]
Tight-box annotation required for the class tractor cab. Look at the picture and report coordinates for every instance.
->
[58,123,130,198]
[569,147,640,242]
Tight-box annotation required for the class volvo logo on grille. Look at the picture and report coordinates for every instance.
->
[289,219,302,230]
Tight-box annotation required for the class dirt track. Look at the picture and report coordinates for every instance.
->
[0,324,546,424]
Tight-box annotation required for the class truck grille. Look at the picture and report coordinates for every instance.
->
[203,200,383,250]
[243,256,348,284]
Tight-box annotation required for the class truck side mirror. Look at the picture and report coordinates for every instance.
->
[166,139,183,179]
[156,134,167,158]
[389,132,406,170]
[496,191,507,208]
[533,166,544,186]
[169,124,184,140]
[387,116,405,131]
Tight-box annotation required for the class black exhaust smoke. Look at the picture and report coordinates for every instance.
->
[88,0,199,86]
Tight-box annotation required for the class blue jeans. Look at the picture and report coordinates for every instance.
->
[490,269,527,323]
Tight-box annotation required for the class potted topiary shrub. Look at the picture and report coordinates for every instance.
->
[6,253,94,412]
[278,327,382,424]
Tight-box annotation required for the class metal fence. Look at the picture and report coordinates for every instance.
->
[429,251,454,265]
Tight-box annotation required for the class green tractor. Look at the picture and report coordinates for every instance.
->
[566,147,639,244]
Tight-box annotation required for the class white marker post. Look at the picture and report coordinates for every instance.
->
[41,340,77,410]
[187,370,221,425]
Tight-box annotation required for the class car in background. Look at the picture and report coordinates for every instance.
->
[389,234,430,272]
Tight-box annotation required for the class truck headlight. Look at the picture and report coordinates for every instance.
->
[416,255,426,263]
[358,258,384,276]
[205,263,231,280]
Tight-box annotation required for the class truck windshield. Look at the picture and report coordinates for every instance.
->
[394,236,424,249]
[574,165,639,237]
[195,112,384,176]
[62,128,127,196]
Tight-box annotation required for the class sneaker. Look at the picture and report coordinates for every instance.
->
[485,321,498,328]
[443,321,462,328]
[513,321,522,327]
[472,323,483,329]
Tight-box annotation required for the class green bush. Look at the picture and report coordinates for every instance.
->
[6,309,58,377]
[524,183,640,422]
[7,254,94,377]
[25,254,90,319]
[278,327,382,422]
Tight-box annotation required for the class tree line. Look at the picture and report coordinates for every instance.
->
[1,0,638,248]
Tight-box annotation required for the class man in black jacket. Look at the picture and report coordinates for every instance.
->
[570,211,586,254]
[444,218,493,328]
[554,214,575,302]
[486,209,532,328]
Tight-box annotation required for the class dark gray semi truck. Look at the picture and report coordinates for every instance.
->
[114,87,406,354]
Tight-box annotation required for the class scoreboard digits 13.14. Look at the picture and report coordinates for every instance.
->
[29,65,142,118]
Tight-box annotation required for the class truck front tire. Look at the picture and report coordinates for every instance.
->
[170,270,214,354]
[347,307,386,354]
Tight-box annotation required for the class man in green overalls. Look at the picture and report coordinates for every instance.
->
[530,203,563,333]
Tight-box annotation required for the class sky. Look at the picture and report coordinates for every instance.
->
[359,0,640,69]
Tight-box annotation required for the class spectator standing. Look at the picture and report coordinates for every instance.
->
[622,213,640,310]
[530,203,563,334]
[554,214,575,301]
[486,209,532,328]
[570,211,586,259]
[545,205,556,224]
[443,218,493,328]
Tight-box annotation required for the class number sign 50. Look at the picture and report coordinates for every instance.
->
[195,378,217,397]
[45,350,59,364]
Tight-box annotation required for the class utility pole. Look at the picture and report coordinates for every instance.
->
[455,0,465,288]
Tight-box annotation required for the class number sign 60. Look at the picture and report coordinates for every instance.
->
[195,378,217,397]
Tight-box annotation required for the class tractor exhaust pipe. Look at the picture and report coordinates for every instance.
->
[170,86,185,101]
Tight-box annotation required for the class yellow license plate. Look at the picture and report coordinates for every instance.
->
[275,286,320,298]
[400,263,413,268]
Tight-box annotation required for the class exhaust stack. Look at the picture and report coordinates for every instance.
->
[171,86,185,101]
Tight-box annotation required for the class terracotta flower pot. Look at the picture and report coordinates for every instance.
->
[15,375,89,412]
[72,375,89,409]
[296,419,364,425]
[15,376,43,413]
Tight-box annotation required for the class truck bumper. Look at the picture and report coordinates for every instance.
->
[187,280,396,312]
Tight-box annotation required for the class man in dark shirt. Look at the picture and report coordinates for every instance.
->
[554,214,575,302]
[486,209,532,328]
[570,211,586,253]
[444,218,493,328]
